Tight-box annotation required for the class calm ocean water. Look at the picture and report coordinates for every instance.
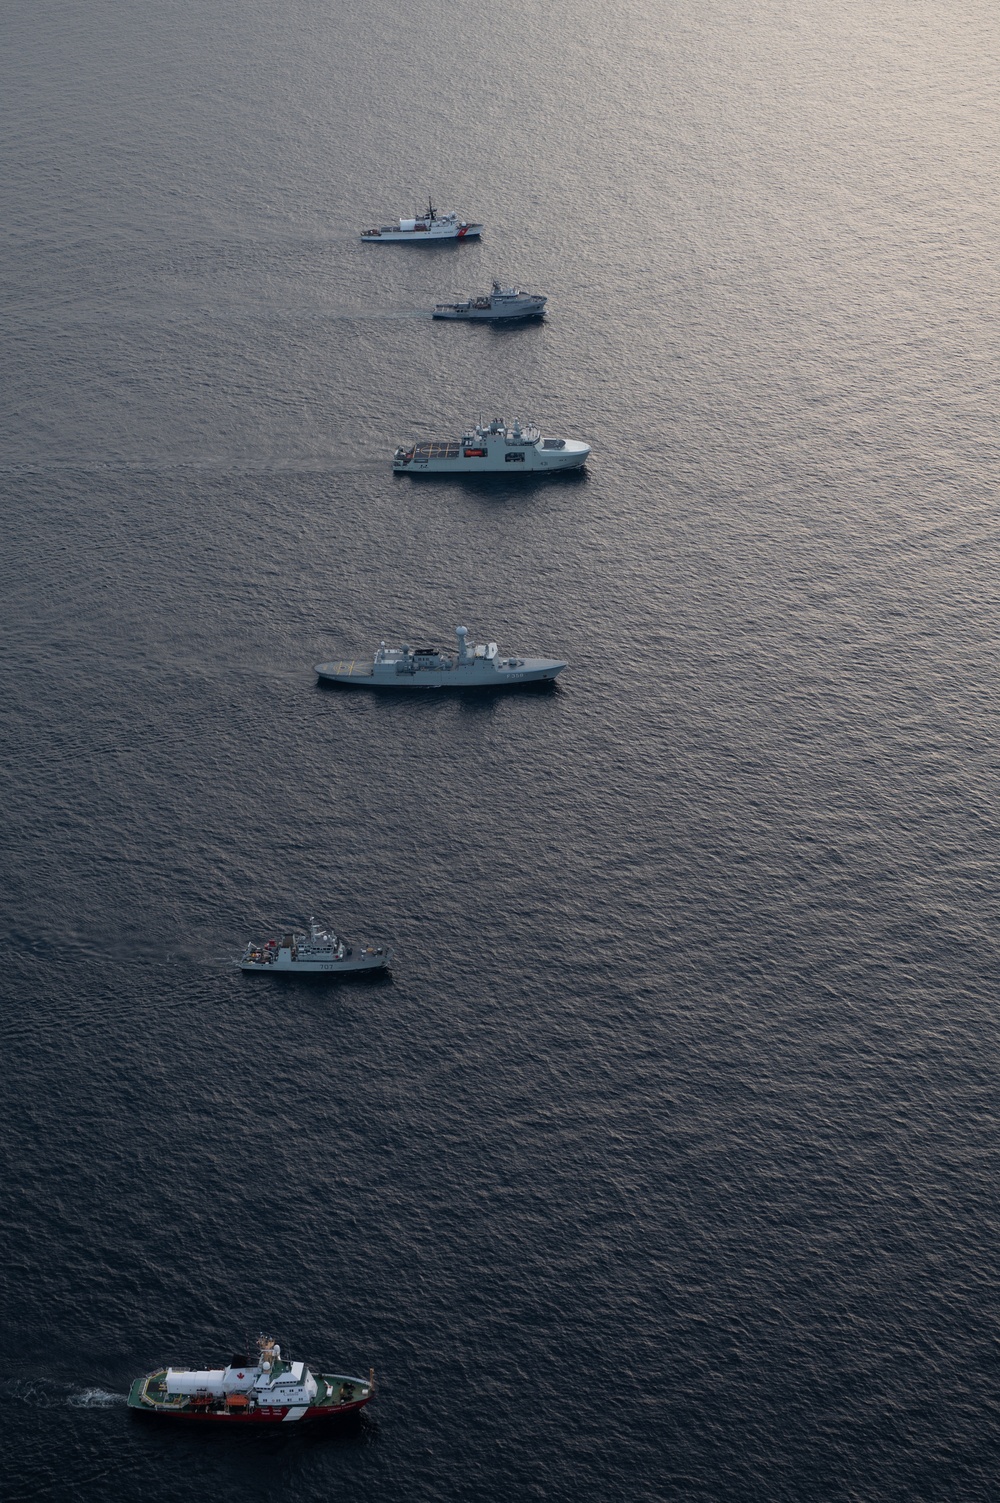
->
[4,0,1000,1498]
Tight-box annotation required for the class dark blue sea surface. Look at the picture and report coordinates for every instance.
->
[4,0,1000,1498]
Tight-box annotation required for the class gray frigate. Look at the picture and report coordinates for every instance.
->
[316,626,566,689]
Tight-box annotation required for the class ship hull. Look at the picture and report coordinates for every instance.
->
[433,306,544,320]
[316,661,566,689]
[361,225,481,242]
[394,447,588,474]
[241,953,390,973]
[129,1397,371,1424]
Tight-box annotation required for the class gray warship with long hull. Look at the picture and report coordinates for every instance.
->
[433,282,546,320]
[316,626,566,689]
[394,418,590,473]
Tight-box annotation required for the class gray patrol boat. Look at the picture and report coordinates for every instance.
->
[241,917,391,973]
[316,626,566,689]
[433,281,546,321]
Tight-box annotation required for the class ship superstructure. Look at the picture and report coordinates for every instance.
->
[128,1336,374,1424]
[394,418,589,473]
[316,625,566,690]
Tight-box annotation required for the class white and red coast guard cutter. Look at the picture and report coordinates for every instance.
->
[128,1335,374,1424]
[361,197,481,241]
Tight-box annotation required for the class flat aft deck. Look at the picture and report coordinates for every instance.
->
[320,661,374,678]
[413,442,460,459]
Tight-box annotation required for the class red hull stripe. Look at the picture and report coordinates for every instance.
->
[140,1398,370,1423]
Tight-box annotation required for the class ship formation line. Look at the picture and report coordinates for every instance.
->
[128,188,587,1434]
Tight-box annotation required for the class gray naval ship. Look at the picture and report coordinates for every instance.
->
[316,626,567,689]
[433,281,546,321]
[241,917,391,973]
[394,417,590,473]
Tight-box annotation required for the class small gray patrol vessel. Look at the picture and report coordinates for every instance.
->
[316,626,567,689]
[241,917,392,973]
[433,281,546,320]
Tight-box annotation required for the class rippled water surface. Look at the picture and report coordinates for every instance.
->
[4,1,1000,1499]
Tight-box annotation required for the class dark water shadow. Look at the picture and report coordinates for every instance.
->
[487,314,546,334]
[240,966,394,989]
[453,679,562,704]
[314,677,562,703]
[430,314,546,332]
[358,237,472,255]
[449,682,563,719]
